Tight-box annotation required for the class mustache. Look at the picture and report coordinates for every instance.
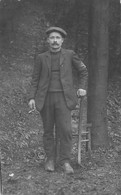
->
[52,42,59,46]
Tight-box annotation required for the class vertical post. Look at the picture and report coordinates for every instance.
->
[78,97,85,165]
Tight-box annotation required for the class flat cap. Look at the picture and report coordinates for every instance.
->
[46,27,67,38]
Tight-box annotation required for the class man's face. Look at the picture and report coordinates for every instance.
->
[47,32,64,50]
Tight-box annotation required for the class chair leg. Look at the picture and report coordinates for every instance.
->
[88,129,91,152]
[78,131,82,165]
[78,123,92,164]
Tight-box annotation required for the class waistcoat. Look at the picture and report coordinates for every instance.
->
[48,51,63,92]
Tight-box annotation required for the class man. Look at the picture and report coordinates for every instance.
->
[28,27,88,174]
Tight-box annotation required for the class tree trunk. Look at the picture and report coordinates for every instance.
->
[87,0,109,149]
[109,0,121,75]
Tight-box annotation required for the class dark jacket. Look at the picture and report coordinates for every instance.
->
[29,48,88,111]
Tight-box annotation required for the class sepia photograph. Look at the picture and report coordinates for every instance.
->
[0,0,121,194]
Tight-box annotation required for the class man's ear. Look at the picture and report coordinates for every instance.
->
[62,38,64,43]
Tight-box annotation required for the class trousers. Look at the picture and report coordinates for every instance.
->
[40,92,72,164]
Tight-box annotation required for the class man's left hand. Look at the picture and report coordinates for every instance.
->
[77,89,87,97]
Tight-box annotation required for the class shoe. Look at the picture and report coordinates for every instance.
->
[45,159,55,172]
[62,162,74,174]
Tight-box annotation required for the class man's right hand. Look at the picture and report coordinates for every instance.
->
[28,99,36,110]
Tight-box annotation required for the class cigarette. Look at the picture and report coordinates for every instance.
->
[28,109,35,114]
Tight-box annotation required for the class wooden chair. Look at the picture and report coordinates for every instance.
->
[72,96,92,165]
[78,96,92,165]
[78,123,92,165]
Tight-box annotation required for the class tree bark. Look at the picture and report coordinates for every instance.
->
[87,0,109,149]
[109,0,121,75]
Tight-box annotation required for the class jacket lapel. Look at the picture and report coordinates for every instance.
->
[60,49,65,66]
[45,51,51,74]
